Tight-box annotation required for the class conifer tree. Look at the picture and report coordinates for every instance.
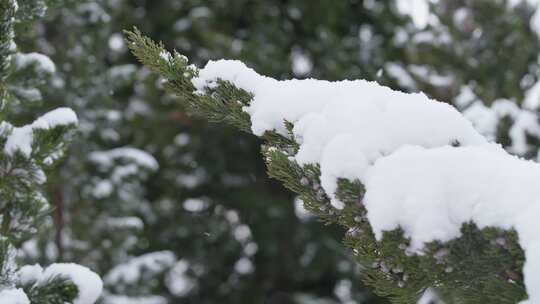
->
[0,1,102,303]
[126,28,539,304]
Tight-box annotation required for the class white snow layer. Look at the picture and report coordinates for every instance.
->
[4,107,78,157]
[17,264,44,285]
[0,288,30,304]
[395,0,430,29]
[104,251,176,285]
[192,60,540,303]
[13,52,56,74]
[13,263,102,304]
[89,147,159,171]
[102,294,167,304]
[529,2,540,37]
[40,263,103,304]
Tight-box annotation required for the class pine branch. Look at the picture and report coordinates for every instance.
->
[22,276,78,304]
[126,30,528,303]
[0,0,16,104]
[125,27,252,132]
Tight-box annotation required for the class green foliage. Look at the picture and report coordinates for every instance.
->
[0,2,84,303]
[23,276,79,304]
[127,30,530,303]
[0,0,16,102]
[15,0,48,21]
[125,28,253,132]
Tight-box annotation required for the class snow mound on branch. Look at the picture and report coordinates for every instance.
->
[364,144,539,247]
[4,107,78,157]
[104,251,176,285]
[32,107,78,129]
[14,263,102,304]
[40,263,103,304]
[395,0,430,29]
[365,145,540,304]
[89,147,158,171]
[0,288,30,304]
[17,264,44,285]
[192,60,540,303]
[193,60,486,207]
[13,52,56,74]
[102,294,167,304]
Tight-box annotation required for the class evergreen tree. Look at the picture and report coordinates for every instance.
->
[0,1,102,303]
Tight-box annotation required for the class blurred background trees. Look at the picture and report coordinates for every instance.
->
[9,0,540,303]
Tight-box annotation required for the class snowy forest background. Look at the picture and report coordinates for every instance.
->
[4,0,540,303]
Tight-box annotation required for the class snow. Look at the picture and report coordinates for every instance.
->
[175,168,206,188]
[290,48,313,76]
[244,242,258,256]
[89,147,158,171]
[106,217,144,230]
[396,0,430,29]
[334,279,354,304]
[12,0,19,12]
[453,7,470,28]
[103,294,167,304]
[77,2,110,23]
[13,52,56,74]
[17,264,43,285]
[233,224,252,242]
[15,88,42,102]
[4,108,78,157]
[4,125,33,157]
[189,6,211,18]
[173,18,192,32]
[174,133,190,146]
[105,251,176,285]
[33,108,78,129]
[165,260,195,297]
[108,64,137,80]
[182,198,208,212]
[294,197,313,221]
[384,62,416,90]
[159,51,172,62]
[234,257,254,275]
[364,144,540,304]
[418,288,442,304]
[108,33,125,52]
[408,64,453,87]
[192,59,540,303]
[0,288,30,304]
[461,98,540,155]
[40,263,103,304]
[93,180,113,198]
[531,7,540,36]
[454,85,476,108]
[193,59,485,208]
[524,77,540,110]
